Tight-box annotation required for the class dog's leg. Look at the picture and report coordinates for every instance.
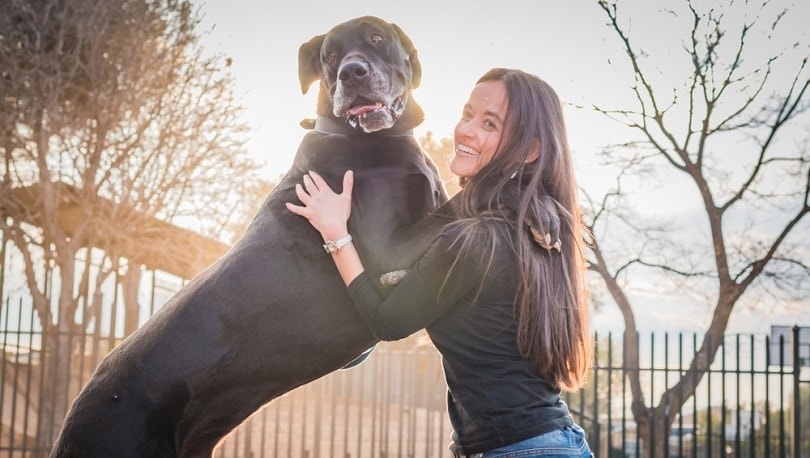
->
[380,269,409,287]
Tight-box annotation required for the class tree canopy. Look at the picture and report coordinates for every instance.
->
[0,0,269,441]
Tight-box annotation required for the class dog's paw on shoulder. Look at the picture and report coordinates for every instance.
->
[380,270,408,287]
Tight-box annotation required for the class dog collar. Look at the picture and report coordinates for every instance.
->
[312,116,413,137]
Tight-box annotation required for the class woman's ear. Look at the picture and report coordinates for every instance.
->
[526,139,541,163]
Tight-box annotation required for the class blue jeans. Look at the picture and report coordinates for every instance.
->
[480,424,593,457]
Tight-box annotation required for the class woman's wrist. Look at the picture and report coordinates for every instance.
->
[330,240,364,286]
[322,233,353,254]
[321,228,349,243]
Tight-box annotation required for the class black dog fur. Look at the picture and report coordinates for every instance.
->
[50,16,448,457]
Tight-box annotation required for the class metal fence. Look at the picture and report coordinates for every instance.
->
[2,290,807,457]
[0,232,808,457]
[583,329,809,458]
[213,346,450,458]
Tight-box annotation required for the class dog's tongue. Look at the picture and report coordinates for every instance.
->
[347,102,383,116]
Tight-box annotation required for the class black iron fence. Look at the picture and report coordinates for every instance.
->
[580,329,809,458]
[0,232,807,457]
[1,290,807,457]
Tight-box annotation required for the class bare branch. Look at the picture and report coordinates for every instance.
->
[590,1,809,452]
[597,1,689,171]
[736,161,810,290]
[723,61,809,211]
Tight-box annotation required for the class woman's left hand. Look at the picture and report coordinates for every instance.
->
[285,170,354,241]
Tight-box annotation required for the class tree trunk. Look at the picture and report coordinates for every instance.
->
[34,262,80,452]
[35,324,75,455]
[637,402,679,458]
[121,263,142,336]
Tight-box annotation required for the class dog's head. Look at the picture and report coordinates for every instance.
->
[298,16,423,133]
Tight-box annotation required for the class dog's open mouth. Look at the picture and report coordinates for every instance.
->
[345,96,405,131]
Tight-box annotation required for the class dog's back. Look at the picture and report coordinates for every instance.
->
[51,16,447,456]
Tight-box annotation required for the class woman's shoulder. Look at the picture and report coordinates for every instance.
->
[441,213,508,235]
[433,213,514,257]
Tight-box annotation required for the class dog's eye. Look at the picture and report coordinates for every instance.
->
[370,34,383,45]
[325,52,337,63]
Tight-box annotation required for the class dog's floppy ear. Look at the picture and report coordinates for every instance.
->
[298,34,324,95]
[391,23,421,89]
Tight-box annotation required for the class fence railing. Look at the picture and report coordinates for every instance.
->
[213,346,450,458]
[2,288,807,457]
[578,330,809,458]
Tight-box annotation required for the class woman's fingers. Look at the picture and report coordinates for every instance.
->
[294,183,310,203]
[287,183,314,219]
[302,174,319,193]
[285,201,306,217]
[308,171,328,191]
[287,170,354,214]
[308,170,353,197]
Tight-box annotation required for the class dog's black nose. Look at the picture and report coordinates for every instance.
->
[339,61,369,84]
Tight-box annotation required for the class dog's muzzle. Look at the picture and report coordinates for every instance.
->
[344,96,406,132]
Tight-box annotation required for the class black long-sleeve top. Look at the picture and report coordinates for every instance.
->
[347,216,573,455]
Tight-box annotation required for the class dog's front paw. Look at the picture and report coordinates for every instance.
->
[380,270,408,287]
[525,194,562,252]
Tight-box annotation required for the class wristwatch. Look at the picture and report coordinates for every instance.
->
[323,234,352,254]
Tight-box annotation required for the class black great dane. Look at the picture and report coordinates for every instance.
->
[51,16,449,457]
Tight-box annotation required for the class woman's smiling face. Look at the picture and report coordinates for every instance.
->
[450,80,509,179]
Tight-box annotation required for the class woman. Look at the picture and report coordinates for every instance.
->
[287,68,593,457]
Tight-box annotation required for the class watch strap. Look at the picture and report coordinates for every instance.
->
[323,234,352,253]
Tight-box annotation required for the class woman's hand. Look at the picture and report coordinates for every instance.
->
[285,170,354,241]
[286,170,364,285]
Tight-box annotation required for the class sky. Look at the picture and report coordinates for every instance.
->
[191,0,809,335]
[193,0,628,180]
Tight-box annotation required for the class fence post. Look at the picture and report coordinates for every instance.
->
[592,332,600,458]
[0,232,8,320]
[792,325,800,458]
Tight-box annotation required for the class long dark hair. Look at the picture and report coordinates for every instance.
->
[451,68,592,391]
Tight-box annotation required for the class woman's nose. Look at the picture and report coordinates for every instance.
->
[456,120,473,138]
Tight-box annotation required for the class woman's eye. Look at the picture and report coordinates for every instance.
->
[371,34,383,45]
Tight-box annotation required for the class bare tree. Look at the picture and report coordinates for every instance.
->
[0,0,265,444]
[585,0,809,455]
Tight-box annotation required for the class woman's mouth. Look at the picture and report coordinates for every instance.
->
[455,143,479,157]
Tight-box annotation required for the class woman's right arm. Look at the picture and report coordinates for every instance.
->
[286,170,485,340]
[285,170,365,286]
[345,226,485,340]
